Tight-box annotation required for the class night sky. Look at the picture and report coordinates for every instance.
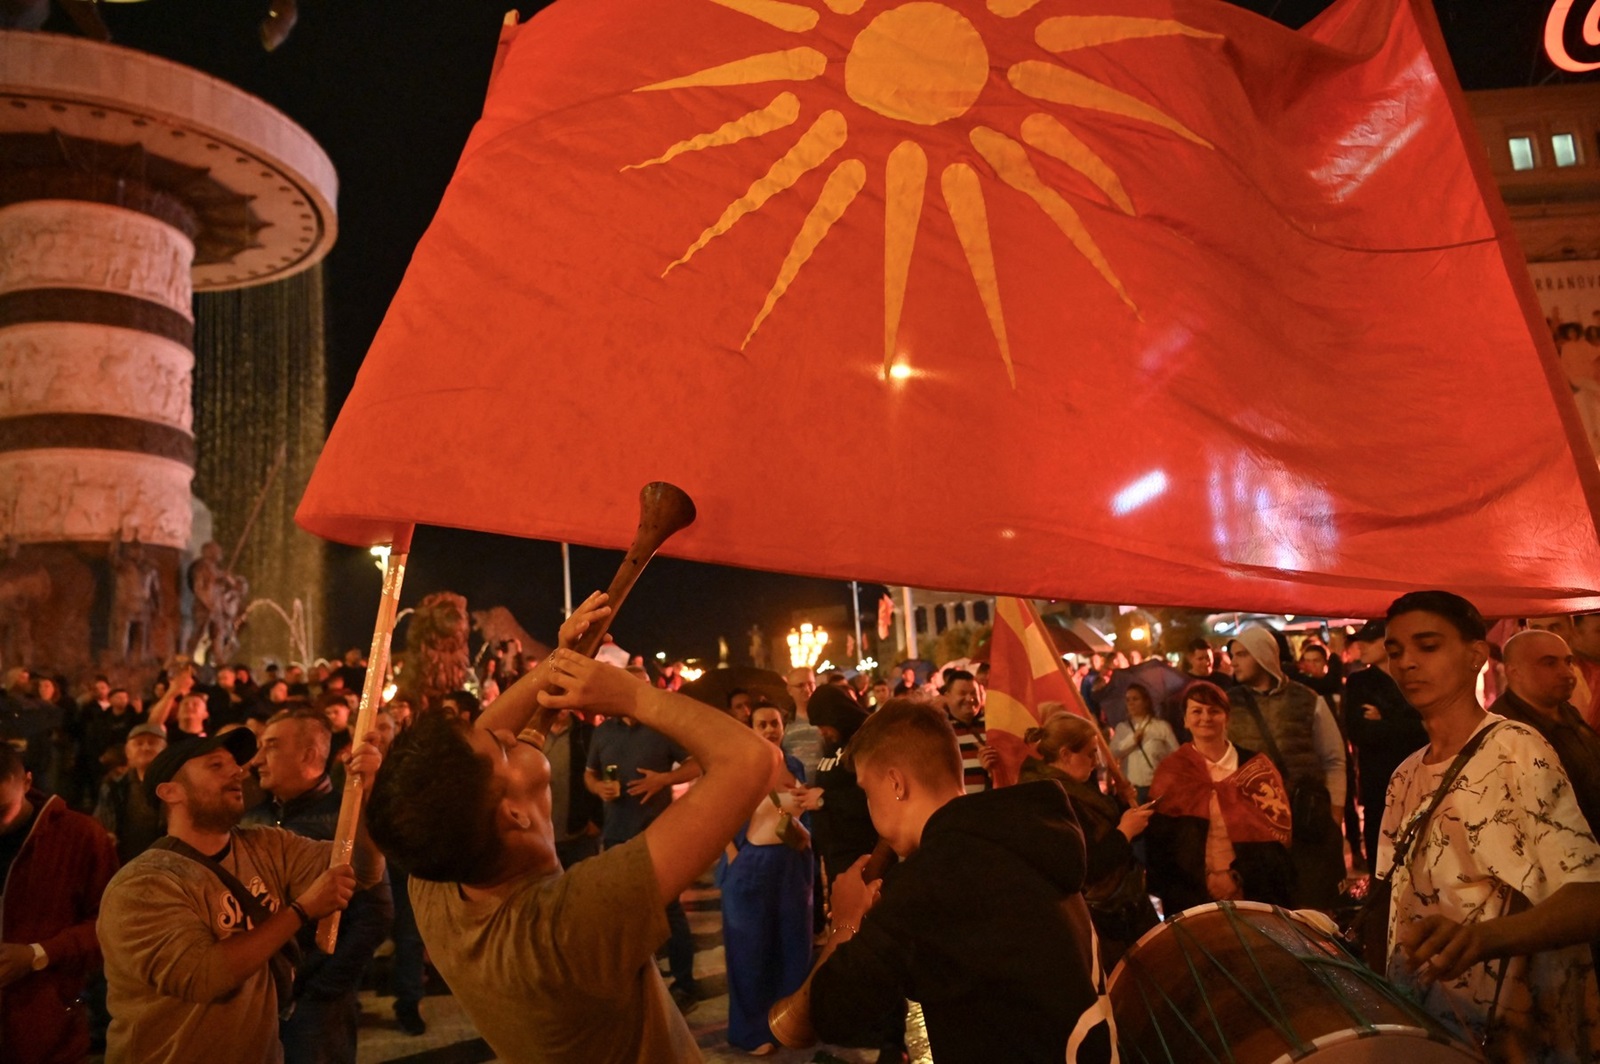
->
[61,0,1600,662]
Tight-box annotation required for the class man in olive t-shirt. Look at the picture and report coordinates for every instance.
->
[366,593,777,1064]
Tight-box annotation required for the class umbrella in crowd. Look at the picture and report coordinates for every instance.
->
[680,666,793,714]
[1095,658,1190,732]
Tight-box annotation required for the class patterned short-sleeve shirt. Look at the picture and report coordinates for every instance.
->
[1377,714,1600,1062]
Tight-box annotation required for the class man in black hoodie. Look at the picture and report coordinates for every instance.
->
[809,700,1110,1063]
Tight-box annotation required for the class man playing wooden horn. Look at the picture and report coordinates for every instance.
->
[365,592,779,1063]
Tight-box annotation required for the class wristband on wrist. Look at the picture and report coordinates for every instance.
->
[288,901,311,927]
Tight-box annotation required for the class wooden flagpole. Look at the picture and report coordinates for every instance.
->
[316,525,413,952]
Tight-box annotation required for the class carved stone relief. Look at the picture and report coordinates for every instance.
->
[0,201,195,316]
[0,322,194,430]
[0,449,192,548]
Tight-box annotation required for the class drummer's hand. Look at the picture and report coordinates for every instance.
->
[1400,915,1486,984]
[829,854,882,930]
[558,592,611,651]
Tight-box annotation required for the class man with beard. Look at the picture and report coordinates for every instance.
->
[96,727,384,1064]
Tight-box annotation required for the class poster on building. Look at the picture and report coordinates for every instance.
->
[1530,260,1600,459]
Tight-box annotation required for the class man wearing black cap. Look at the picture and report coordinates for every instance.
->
[1342,618,1426,867]
[96,725,384,1064]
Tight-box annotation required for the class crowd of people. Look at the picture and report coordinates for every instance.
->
[2,589,1600,1062]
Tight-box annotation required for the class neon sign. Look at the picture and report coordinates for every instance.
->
[1547,0,1600,73]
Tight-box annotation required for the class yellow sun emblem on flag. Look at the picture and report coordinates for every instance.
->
[625,0,1220,386]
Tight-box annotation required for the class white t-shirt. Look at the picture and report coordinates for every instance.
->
[1377,715,1600,1061]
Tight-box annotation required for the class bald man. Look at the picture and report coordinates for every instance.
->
[1528,615,1600,727]
[1490,630,1600,834]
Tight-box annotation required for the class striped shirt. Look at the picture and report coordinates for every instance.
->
[948,716,991,794]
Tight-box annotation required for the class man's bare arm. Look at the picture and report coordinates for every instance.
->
[1404,881,1600,981]
[475,592,611,737]
[539,651,777,904]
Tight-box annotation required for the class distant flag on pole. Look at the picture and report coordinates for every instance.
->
[984,597,1093,788]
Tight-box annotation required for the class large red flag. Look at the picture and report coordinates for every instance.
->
[984,596,1093,787]
[298,0,1600,617]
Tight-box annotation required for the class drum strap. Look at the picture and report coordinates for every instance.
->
[1067,927,1119,1064]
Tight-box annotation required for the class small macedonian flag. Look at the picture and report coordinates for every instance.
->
[984,597,1093,788]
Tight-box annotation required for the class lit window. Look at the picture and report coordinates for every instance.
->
[1509,136,1536,171]
[1553,132,1579,167]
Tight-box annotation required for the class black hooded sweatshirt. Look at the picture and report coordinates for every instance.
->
[811,780,1111,1063]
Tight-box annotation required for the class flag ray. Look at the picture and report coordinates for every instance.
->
[623,93,802,171]
[637,47,827,92]
[1008,61,1212,147]
[941,162,1014,388]
[1020,113,1133,214]
[884,140,927,374]
[971,126,1136,312]
[1036,16,1222,53]
[708,0,819,32]
[664,109,848,275]
[987,0,1046,17]
[743,159,867,348]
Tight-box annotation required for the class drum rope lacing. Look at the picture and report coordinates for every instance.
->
[1120,903,1409,1062]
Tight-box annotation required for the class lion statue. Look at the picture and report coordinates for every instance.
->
[397,591,471,710]
[470,606,551,661]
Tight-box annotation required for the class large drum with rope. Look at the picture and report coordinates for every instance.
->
[1107,902,1482,1062]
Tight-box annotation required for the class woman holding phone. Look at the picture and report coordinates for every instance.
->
[1020,711,1158,965]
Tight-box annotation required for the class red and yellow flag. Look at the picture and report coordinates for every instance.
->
[299,0,1600,616]
[984,597,1092,788]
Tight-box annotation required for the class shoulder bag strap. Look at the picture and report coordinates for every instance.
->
[1383,721,1503,881]
[150,835,302,1006]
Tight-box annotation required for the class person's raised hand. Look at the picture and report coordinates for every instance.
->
[538,650,641,718]
[976,743,1000,773]
[558,592,611,651]
[298,864,358,920]
[1362,705,1382,721]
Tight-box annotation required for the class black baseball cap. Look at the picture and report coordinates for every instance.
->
[144,729,258,802]
[1347,619,1387,644]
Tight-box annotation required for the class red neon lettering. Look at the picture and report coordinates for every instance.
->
[1547,0,1600,73]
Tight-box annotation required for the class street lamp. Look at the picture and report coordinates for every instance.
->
[787,623,829,670]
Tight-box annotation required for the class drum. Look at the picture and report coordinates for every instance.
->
[1107,902,1482,1063]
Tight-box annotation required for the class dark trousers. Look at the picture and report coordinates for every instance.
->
[722,844,813,1050]
[389,866,424,1008]
[281,990,359,1064]
[665,898,696,993]
[1361,788,1386,874]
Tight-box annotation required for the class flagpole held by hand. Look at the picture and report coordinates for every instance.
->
[316,525,413,953]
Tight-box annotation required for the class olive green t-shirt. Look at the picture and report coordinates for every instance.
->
[97,826,329,1064]
[410,834,701,1063]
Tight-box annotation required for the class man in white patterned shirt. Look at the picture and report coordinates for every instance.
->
[1378,590,1600,1062]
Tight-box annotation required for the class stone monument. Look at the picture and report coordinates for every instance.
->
[0,30,336,674]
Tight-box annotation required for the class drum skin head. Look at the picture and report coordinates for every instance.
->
[1106,902,1481,1063]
